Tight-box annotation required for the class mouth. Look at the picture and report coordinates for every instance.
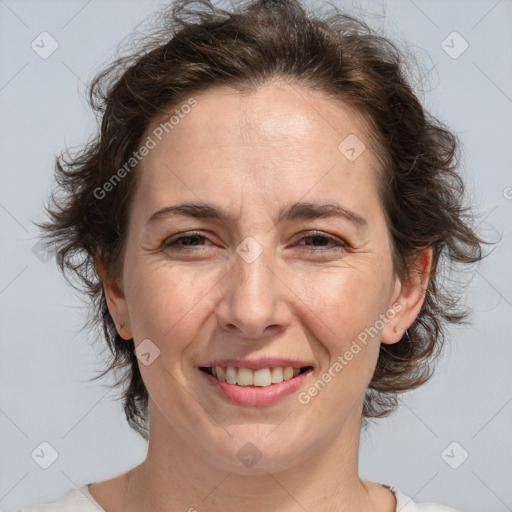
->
[199,365,314,387]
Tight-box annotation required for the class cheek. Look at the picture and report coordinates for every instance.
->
[302,266,390,341]
[296,270,387,418]
[300,265,390,394]
[125,262,220,346]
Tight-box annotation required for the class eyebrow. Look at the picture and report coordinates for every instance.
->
[146,201,368,229]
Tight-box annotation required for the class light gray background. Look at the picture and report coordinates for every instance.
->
[1,0,511,511]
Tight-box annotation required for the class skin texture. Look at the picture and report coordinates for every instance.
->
[93,79,432,512]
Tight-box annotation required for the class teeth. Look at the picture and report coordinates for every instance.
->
[253,368,272,387]
[283,367,294,380]
[271,367,283,383]
[225,366,237,384]
[211,366,305,387]
[237,367,253,386]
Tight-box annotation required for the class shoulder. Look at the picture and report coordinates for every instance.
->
[393,488,461,512]
[17,484,102,512]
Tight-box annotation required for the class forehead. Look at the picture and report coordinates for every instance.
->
[147,81,374,151]
[135,81,382,219]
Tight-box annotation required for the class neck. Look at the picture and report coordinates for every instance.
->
[123,401,382,512]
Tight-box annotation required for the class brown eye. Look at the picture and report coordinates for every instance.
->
[296,231,347,252]
[163,232,210,250]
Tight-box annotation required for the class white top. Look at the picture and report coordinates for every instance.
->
[18,483,460,512]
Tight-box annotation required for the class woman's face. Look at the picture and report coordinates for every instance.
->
[103,80,429,473]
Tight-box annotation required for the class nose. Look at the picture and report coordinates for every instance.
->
[215,242,292,340]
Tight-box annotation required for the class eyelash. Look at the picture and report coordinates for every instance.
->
[162,231,348,253]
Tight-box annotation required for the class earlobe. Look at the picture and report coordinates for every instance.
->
[381,246,433,345]
[95,256,133,340]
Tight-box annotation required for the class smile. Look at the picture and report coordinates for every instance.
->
[200,366,313,387]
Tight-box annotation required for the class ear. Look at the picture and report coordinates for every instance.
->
[381,246,433,345]
[95,254,133,340]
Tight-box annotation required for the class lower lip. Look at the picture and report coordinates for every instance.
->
[199,368,312,407]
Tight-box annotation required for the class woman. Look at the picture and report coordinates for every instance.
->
[21,0,489,510]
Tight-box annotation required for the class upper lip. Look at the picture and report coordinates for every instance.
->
[198,357,315,371]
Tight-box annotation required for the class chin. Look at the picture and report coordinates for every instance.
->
[204,424,307,475]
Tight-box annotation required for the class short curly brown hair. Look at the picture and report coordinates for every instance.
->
[37,0,491,439]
